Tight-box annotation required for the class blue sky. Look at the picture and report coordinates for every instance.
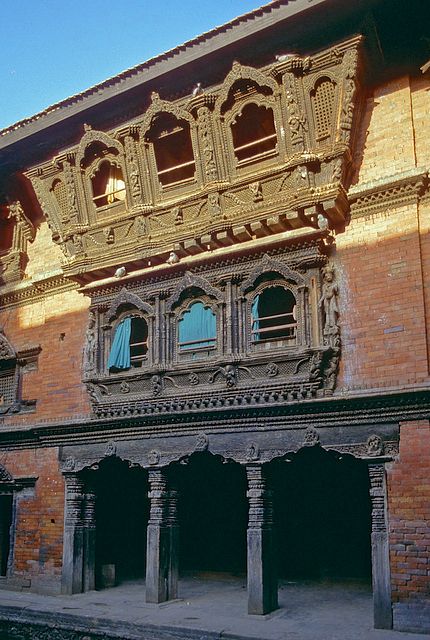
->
[0,0,263,130]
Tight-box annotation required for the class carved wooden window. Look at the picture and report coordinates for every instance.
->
[178,302,216,355]
[312,78,335,141]
[0,495,12,576]
[231,103,277,164]
[147,113,195,187]
[91,160,126,208]
[51,179,69,220]
[251,286,297,343]
[0,364,17,407]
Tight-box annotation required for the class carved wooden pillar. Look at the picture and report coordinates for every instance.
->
[166,487,179,600]
[368,463,393,629]
[82,488,96,592]
[246,464,278,615]
[61,474,85,595]
[145,469,179,603]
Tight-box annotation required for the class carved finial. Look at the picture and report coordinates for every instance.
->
[192,82,204,97]
[83,123,92,132]
[151,91,160,103]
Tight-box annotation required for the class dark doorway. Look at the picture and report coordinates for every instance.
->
[270,447,371,581]
[176,453,247,574]
[89,458,149,587]
[0,494,12,576]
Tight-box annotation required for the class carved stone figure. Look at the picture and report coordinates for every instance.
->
[134,215,147,236]
[151,375,163,396]
[198,106,217,180]
[195,433,209,452]
[285,90,307,145]
[207,192,221,218]
[367,435,384,457]
[148,450,160,465]
[303,427,320,446]
[246,442,260,461]
[105,440,117,457]
[83,313,97,374]
[249,181,263,202]
[173,207,183,225]
[319,264,339,342]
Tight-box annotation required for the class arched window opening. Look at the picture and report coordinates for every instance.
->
[178,302,216,352]
[0,495,12,576]
[251,286,296,342]
[221,79,273,116]
[108,316,148,371]
[312,78,335,140]
[91,160,126,208]
[231,103,277,164]
[147,114,195,187]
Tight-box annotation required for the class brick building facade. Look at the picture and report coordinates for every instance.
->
[0,0,429,634]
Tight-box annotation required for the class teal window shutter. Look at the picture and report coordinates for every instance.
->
[178,302,216,350]
[251,294,260,340]
[108,317,132,369]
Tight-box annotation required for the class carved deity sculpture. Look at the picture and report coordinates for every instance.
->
[7,201,35,252]
[319,264,339,341]
[319,264,341,393]
[83,313,97,374]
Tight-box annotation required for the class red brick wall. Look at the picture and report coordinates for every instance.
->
[0,448,64,583]
[335,73,430,391]
[388,420,430,603]
[0,220,91,426]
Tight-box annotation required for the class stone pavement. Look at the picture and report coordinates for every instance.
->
[0,575,429,639]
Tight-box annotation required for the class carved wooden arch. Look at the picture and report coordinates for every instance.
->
[86,155,124,181]
[76,129,124,167]
[0,463,13,482]
[263,441,365,465]
[249,277,298,306]
[173,447,239,467]
[107,287,154,322]
[165,271,225,312]
[61,451,147,474]
[224,93,278,128]
[240,255,306,295]
[303,70,338,94]
[140,93,197,139]
[214,62,279,118]
[0,331,16,361]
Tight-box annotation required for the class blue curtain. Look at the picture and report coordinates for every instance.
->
[108,317,132,369]
[179,302,216,349]
[251,294,260,340]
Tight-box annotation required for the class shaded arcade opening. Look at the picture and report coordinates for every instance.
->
[85,457,149,588]
[269,446,372,584]
[174,452,248,579]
